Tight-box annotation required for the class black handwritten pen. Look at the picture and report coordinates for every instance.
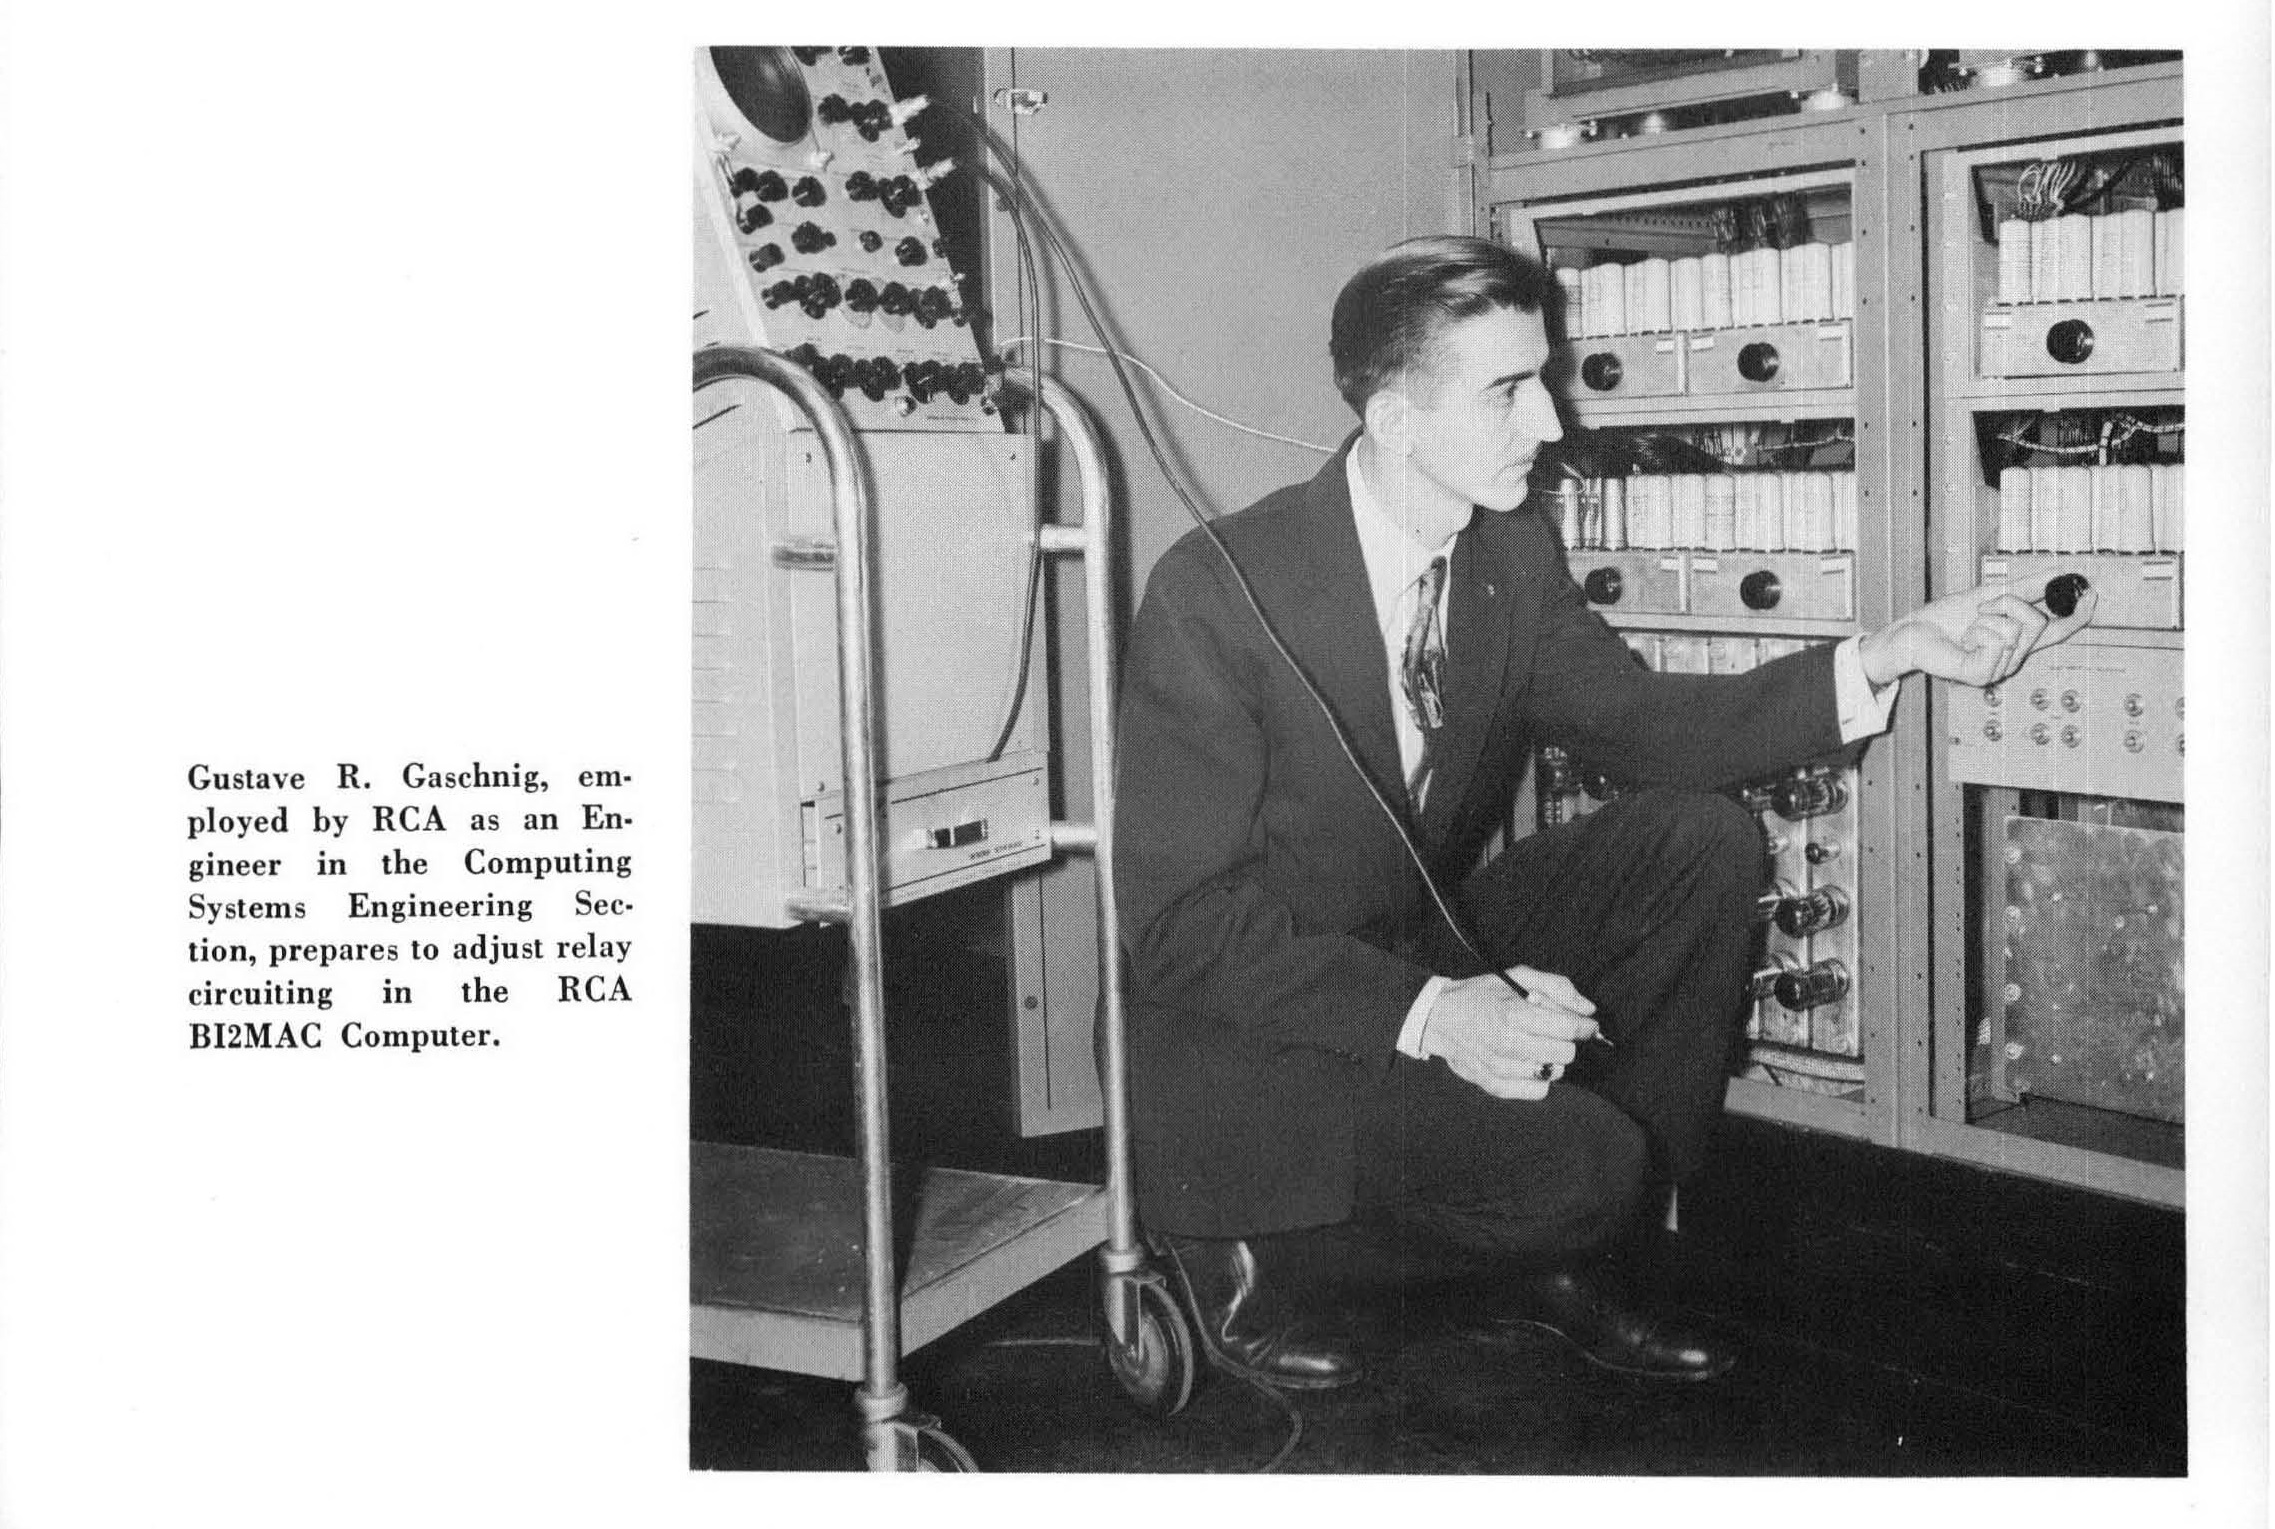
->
[1488,966,1615,1047]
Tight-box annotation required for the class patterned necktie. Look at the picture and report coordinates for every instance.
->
[1400,557,1448,793]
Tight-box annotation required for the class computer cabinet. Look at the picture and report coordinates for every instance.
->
[1482,54,2186,1206]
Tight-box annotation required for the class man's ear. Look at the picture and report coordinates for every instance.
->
[1364,387,1413,457]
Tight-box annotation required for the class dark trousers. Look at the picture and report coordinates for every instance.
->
[1352,789,1761,1267]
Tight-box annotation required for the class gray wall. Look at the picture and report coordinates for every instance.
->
[975,49,1465,1130]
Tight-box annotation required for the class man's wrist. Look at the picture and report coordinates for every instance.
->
[1856,624,1911,689]
[1396,975,1450,1059]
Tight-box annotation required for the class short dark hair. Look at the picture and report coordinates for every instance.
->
[1329,235,1560,416]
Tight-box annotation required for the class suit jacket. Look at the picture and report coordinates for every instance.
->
[1113,442,1845,1235]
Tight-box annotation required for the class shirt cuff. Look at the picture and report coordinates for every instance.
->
[1832,634,1899,744]
[1396,975,1452,1059]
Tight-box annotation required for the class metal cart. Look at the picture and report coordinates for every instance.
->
[688,346,1197,1471]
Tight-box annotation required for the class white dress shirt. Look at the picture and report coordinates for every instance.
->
[1340,453,1901,1060]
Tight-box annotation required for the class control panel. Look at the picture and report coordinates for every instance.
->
[1945,644,2182,803]
[1926,106,2187,1169]
[1553,423,1857,620]
[695,46,996,431]
[691,48,1055,930]
[1545,182,1854,402]
[1978,154,2183,380]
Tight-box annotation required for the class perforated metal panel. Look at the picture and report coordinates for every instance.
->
[1996,816,2184,1123]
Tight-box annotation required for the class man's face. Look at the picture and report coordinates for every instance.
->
[1399,305,1565,514]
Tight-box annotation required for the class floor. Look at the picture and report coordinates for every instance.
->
[688,905,2187,1476]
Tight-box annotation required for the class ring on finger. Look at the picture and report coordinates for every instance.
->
[1534,1061,1557,1083]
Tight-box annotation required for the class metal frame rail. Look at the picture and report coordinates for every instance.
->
[692,347,1176,1471]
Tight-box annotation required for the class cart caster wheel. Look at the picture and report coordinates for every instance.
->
[1105,1277,1197,1418]
[914,1425,979,1473]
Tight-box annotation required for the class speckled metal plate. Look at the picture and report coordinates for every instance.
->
[2000,817,2184,1123]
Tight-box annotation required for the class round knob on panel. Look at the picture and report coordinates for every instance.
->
[752,170,789,202]
[1583,567,1624,605]
[878,282,913,317]
[843,278,879,314]
[845,171,879,201]
[1739,570,1783,610]
[790,175,826,206]
[735,200,773,234]
[837,46,870,65]
[746,243,785,272]
[857,230,884,253]
[2045,318,2096,366]
[816,93,854,125]
[2043,571,2090,618]
[1579,351,1623,392]
[1737,342,1781,383]
[790,222,836,254]
[895,236,928,267]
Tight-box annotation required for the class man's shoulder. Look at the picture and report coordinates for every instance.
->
[1155,467,1333,584]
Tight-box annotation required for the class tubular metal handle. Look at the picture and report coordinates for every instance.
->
[692,346,906,1428]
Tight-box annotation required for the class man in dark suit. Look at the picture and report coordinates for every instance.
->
[1112,236,2093,1390]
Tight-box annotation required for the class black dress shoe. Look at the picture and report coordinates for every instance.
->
[1150,1231,1364,1391]
[1477,1267,1736,1382]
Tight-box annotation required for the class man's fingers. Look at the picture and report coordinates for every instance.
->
[1506,966,1595,1016]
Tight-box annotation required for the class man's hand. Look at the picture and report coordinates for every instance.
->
[1857,582,2099,690]
[1423,965,1600,1101]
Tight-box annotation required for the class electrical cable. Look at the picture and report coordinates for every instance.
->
[963,114,1535,1006]
[993,336,1339,455]
[975,154,1049,764]
[1234,1370,1306,1473]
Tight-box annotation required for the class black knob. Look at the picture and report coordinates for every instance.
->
[790,176,826,207]
[857,230,884,253]
[728,168,764,194]
[895,236,928,267]
[845,171,879,201]
[879,176,918,216]
[2044,571,2090,618]
[853,357,899,401]
[790,47,827,65]
[843,278,879,314]
[790,222,836,254]
[735,199,773,234]
[1579,352,1624,392]
[746,243,785,272]
[1737,342,1781,384]
[815,94,853,125]
[751,170,788,202]
[761,277,802,309]
[812,352,853,396]
[798,273,841,318]
[878,281,913,317]
[837,46,869,65]
[2046,318,2096,366]
[1740,570,1783,611]
[1583,567,1624,605]
[904,359,941,402]
[913,286,953,327]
